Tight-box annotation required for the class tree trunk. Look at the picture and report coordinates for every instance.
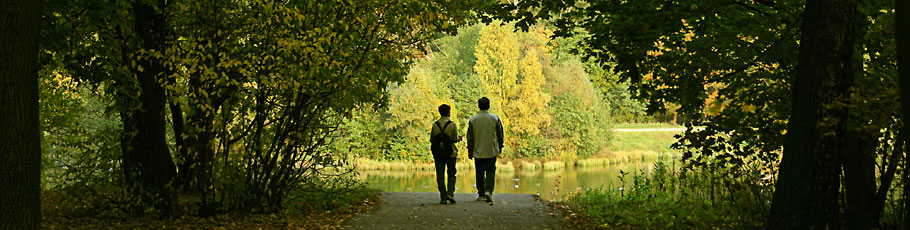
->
[171,101,192,189]
[873,130,901,223]
[0,0,41,229]
[767,0,857,228]
[843,10,875,229]
[895,0,909,227]
[120,0,177,215]
[186,101,217,216]
[843,127,876,229]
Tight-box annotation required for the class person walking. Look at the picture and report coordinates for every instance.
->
[466,97,504,204]
[430,104,460,204]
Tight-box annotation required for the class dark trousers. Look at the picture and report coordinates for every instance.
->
[434,157,457,200]
[474,157,497,196]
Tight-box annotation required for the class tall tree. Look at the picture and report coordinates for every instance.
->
[507,48,552,157]
[473,21,522,156]
[41,0,177,214]
[474,21,520,115]
[768,0,857,228]
[895,0,909,225]
[120,0,178,215]
[0,0,42,229]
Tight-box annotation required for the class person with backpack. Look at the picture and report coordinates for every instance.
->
[466,97,504,204]
[430,104,461,204]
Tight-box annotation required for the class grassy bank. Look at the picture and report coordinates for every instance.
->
[613,123,684,129]
[608,129,680,154]
[354,158,515,171]
[576,128,680,167]
[356,126,683,171]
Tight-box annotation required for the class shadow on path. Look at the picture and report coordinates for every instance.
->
[342,192,574,230]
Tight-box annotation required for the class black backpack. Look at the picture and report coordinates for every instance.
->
[431,120,454,158]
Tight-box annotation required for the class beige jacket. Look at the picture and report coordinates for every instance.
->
[467,110,504,159]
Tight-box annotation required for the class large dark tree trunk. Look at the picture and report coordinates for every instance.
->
[843,128,876,229]
[843,10,876,229]
[895,0,909,226]
[0,0,41,229]
[120,0,177,215]
[767,0,857,228]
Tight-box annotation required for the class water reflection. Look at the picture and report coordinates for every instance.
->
[356,161,658,201]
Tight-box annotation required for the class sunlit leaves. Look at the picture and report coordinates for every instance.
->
[345,21,614,161]
[385,64,445,161]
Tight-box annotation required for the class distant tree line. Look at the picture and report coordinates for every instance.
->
[327,22,649,163]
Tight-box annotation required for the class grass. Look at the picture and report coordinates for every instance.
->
[543,161,566,171]
[608,130,680,154]
[355,158,475,170]
[575,129,681,167]
[613,122,684,129]
[356,158,516,173]
[575,157,618,167]
[564,161,770,229]
[519,160,541,171]
[497,161,515,172]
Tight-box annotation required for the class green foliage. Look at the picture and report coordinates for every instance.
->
[567,161,770,229]
[473,20,520,113]
[40,0,488,216]
[329,108,391,160]
[486,0,905,227]
[334,21,619,162]
[431,25,488,130]
[170,0,484,211]
[385,64,447,162]
[545,60,612,159]
[482,0,802,169]
[38,74,126,213]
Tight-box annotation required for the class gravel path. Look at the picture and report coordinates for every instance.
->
[341,192,574,230]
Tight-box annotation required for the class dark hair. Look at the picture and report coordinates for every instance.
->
[438,104,451,116]
[478,97,490,110]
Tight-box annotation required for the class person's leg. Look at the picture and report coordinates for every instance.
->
[484,158,497,197]
[474,158,485,199]
[446,157,457,197]
[434,158,447,203]
[445,157,457,203]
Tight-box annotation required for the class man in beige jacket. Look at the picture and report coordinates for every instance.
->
[466,97,504,204]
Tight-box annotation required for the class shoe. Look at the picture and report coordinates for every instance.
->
[475,196,487,201]
[484,192,493,203]
[446,195,456,204]
[440,200,447,205]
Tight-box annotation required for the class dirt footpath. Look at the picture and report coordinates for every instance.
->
[341,192,574,230]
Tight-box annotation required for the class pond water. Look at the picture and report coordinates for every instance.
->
[356,160,664,201]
